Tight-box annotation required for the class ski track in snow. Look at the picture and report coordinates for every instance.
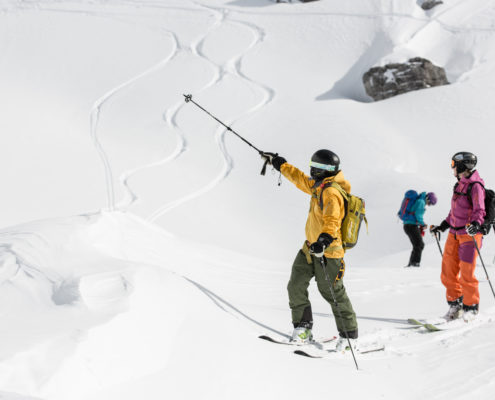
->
[89,22,181,212]
[86,0,495,219]
[146,1,275,222]
[20,1,495,217]
[47,0,275,219]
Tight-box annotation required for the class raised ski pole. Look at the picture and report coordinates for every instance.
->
[183,94,272,175]
[472,236,495,301]
[319,256,359,370]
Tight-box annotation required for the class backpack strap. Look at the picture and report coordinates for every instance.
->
[451,182,486,231]
[318,181,369,241]
[468,181,484,197]
[454,181,485,204]
[317,181,348,211]
[314,182,346,252]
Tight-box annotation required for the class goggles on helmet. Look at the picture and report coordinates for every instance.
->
[309,161,336,171]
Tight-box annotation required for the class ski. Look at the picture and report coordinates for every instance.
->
[294,345,385,358]
[408,313,493,332]
[258,334,337,346]
[294,349,321,358]
[407,318,443,332]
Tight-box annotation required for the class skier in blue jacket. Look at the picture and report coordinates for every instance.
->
[401,192,437,267]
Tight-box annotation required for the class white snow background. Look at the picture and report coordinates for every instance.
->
[1,0,495,399]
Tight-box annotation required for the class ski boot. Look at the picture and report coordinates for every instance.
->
[335,330,358,352]
[404,262,420,268]
[335,337,358,352]
[463,304,479,322]
[443,297,464,321]
[290,322,313,344]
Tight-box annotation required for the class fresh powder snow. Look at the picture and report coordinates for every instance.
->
[1,1,495,399]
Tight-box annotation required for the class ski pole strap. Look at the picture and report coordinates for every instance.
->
[260,158,270,176]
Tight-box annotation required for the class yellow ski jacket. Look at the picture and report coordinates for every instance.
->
[280,163,350,259]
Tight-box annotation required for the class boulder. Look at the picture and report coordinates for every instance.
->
[421,0,443,10]
[362,57,449,101]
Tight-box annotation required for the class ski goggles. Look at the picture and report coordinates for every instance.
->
[451,154,464,168]
[309,161,336,171]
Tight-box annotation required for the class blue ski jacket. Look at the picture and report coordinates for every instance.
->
[403,192,427,225]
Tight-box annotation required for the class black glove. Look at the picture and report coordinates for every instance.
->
[309,233,334,257]
[466,221,481,236]
[430,220,450,234]
[260,152,286,172]
[272,155,287,172]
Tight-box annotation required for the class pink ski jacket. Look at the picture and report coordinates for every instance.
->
[446,170,486,235]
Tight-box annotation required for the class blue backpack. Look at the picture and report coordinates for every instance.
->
[398,190,419,221]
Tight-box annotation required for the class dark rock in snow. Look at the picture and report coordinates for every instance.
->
[421,0,443,10]
[362,57,449,101]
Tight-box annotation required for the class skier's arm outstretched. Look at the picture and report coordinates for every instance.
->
[264,153,313,194]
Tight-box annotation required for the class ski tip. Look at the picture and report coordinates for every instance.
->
[294,350,322,358]
[359,346,386,354]
[423,324,441,331]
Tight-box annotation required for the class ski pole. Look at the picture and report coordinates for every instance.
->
[319,256,359,370]
[472,236,495,301]
[183,94,273,175]
[433,230,443,257]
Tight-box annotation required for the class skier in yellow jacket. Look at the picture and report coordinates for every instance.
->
[263,149,358,350]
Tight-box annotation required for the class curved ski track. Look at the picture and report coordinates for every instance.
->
[13,0,495,347]
[73,0,275,218]
[145,2,276,222]
[31,0,495,216]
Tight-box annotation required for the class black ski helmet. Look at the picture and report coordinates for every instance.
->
[451,151,477,173]
[310,149,340,180]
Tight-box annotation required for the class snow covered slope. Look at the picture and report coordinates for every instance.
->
[1,0,495,399]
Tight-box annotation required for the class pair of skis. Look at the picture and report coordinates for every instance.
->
[407,318,443,332]
[406,314,485,332]
[258,335,385,359]
[258,335,336,346]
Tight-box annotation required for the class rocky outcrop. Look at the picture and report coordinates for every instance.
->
[362,57,449,101]
[421,0,443,10]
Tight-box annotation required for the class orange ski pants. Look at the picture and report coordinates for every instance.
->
[441,232,482,306]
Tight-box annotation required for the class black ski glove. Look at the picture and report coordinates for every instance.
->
[430,220,450,234]
[260,152,286,171]
[466,221,481,236]
[272,155,287,172]
[309,233,334,258]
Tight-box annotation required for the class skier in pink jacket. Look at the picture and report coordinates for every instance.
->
[430,152,485,321]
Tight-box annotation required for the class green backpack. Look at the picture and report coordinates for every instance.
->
[318,182,368,250]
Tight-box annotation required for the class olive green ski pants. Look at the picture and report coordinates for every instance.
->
[287,249,358,335]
